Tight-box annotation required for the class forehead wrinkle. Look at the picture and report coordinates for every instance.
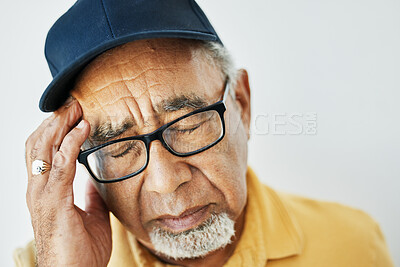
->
[82,67,169,112]
[86,44,179,75]
[87,96,146,138]
[137,73,161,126]
[112,59,146,129]
[74,39,200,96]
[118,92,146,130]
[122,71,173,101]
[116,62,173,127]
[85,74,178,132]
[90,67,173,95]
[90,50,156,71]
[85,45,191,84]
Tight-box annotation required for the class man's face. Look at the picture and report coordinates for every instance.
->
[71,38,250,254]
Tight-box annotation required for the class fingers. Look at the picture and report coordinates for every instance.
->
[85,180,109,220]
[47,120,90,190]
[25,114,55,170]
[43,99,84,155]
[26,99,83,172]
[24,99,113,266]
[27,119,90,215]
[25,98,88,212]
[25,99,82,178]
[26,101,83,210]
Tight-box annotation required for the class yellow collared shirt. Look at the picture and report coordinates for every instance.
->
[14,167,394,266]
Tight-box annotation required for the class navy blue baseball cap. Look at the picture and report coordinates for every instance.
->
[40,0,222,112]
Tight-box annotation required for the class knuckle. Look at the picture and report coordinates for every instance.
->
[45,119,57,132]
[25,135,33,149]
[52,151,67,167]
[43,121,60,136]
[49,151,76,186]
[26,115,55,147]
[51,152,70,177]
[43,114,55,124]
[29,147,40,162]
[25,135,46,162]
[36,116,53,133]
[39,115,57,135]
[25,133,38,155]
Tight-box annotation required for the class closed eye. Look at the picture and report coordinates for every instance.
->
[111,142,140,158]
[176,123,202,134]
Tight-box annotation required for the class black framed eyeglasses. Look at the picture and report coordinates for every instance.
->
[78,79,231,183]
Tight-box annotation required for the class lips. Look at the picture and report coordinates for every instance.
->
[155,204,210,232]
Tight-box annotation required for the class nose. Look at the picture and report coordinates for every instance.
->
[142,141,192,194]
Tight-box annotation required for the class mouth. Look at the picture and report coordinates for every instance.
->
[155,204,211,233]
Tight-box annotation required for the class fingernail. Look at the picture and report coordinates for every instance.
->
[76,120,85,129]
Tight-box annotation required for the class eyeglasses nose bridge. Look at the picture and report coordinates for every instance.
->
[143,128,175,157]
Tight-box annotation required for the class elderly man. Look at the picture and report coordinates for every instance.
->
[15,0,393,266]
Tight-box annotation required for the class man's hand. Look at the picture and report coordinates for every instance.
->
[25,99,112,267]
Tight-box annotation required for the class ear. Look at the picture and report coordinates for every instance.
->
[234,69,251,139]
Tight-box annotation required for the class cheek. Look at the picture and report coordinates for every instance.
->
[220,109,249,214]
[186,111,248,219]
[95,179,151,238]
[198,157,247,220]
[212,102,249,173]
[218,169,247,220]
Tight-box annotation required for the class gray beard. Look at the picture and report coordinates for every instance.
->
[149,212,235,260]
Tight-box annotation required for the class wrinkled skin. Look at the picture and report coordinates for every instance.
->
[25,38,251,267]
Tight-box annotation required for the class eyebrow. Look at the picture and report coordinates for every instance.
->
[88,94,209,144]
[156,94,208,113]
[90,119,135,144]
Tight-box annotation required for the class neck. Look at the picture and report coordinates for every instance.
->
[139,207,246,267]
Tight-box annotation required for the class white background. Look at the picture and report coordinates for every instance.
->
[0,0,399,266]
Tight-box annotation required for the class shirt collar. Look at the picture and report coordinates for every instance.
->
[223,167,304,266]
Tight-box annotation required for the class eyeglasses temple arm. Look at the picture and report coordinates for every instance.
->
[222,79,231,103]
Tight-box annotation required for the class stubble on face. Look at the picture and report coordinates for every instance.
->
[72,38,250,264]
[149,212,235,260]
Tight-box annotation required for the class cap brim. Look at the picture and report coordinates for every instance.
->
[39,30,221,112]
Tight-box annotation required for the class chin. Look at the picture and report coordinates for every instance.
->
[149,212,235,260]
